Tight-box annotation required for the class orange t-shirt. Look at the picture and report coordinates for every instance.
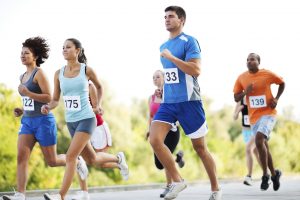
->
[233,69,284,125]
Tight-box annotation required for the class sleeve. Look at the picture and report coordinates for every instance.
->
[233,76,243,94]
[185,36,201,61]
[268,70,284,85]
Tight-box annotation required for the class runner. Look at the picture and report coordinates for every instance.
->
[41,38,128,200]
[149,6,222,200]
[146,70,185,198]
[71,82,125,200]
[233,53,285,191]
[1,37,68,200]
[233,97,261,186]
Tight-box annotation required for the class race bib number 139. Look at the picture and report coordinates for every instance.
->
[249,95,267,108]
[63,96,81,111]
[164,68,179,84]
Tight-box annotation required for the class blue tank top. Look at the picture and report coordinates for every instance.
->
[160,33,202,103]
[20,67,46,117]
[59,63,94,122]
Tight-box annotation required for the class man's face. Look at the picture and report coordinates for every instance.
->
[164,11,183,32]
[247,54,259,72]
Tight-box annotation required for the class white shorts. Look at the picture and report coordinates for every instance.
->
[90,122,112,150]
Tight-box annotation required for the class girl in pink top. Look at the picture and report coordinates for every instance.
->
[146,70,184,198]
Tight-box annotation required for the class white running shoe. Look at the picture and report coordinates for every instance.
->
[43,193,62,200]
[2,192,25,200]
[164,181,187,200]
[77,156,89,180]
[117,152,129,181]
[209,188,222,200]
[243,175,253,186]
[71,191,90,200]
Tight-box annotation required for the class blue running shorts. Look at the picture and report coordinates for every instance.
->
[67,117,96,137]
[153,100,208,139]
[19,113,57,147]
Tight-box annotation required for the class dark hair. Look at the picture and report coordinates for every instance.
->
[248,53,261,64]
[165,6,186,24]
[66,38,87,64]
[22,36,49,67]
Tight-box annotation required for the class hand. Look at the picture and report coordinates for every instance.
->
[160,49,173,60]
[155,88,163,98]
[18,84,29,96]
[244,83,254,95]
[270,98,278,109]
[41,104,50,115]
[93,106,104,115]
[145,131,150,140]
[13,108,23,117]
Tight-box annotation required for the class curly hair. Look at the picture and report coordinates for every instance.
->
[22,36,50,67]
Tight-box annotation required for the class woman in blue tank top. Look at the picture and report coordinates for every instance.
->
[1,37,67,200]
[42,38,129,200]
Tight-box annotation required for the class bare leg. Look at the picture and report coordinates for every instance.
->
[165,169,172,185]
[40,144,66,167]
[255,132,268,175]
[265,141,275,176]
[191,137,219,191]
[245,137,255,176]
[59,132,91,198]
[253,147,262,168]
[17,134,36,193]
[149,121,182,182]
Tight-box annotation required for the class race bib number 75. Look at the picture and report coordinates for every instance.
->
[63,96,81,111]
[249,95,267,108]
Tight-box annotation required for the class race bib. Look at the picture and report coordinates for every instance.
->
[243,115,250,126]
[249,95,267,108]
[22,96,34,111]
[63,96,81,111]
[164,68,179,84]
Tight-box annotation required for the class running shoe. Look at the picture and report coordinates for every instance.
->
[71,190,90,200]
[271,169,282,191]
[117,152,129,181]
[77,156,88,180]
[164,181,187,200]
[2,192,25,200]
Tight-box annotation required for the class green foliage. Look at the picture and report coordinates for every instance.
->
[1,83,300,191]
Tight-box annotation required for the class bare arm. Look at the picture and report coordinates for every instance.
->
[89,82,101,114]
[86,66,103,108]
[234,83,253,102]
[160,49,201,77]
[270,82,285,109]
[18,69,51,103]
[41,70,61,114]
[233,101,243,120]
[146,96,152,140]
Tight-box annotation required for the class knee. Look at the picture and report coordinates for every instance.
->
[193,143,207,157]
[17,151,29,164]
[149,135,163,150]
[255,134,265,148]
[46,159,57,167]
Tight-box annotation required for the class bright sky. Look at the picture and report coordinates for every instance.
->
[1,0,299,121]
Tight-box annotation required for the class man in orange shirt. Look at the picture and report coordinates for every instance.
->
[233,53,285,191]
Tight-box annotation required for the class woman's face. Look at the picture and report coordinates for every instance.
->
[62,40,79,61]
[153,71,164,87]
[20,47,35,66]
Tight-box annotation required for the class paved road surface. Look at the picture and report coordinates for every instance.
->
[1,177,299,200]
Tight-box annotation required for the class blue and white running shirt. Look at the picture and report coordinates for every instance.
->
[160,32,202,103]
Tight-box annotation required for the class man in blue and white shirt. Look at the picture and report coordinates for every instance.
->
[149,6,222,200]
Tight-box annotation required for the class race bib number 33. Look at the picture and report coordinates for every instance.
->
[249,95,267,108]
[164,68,179,84]
[63,96,81,111]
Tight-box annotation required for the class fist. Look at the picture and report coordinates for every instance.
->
[41,104,50,115]
[18,85,29,96]
[14,108,23,117]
